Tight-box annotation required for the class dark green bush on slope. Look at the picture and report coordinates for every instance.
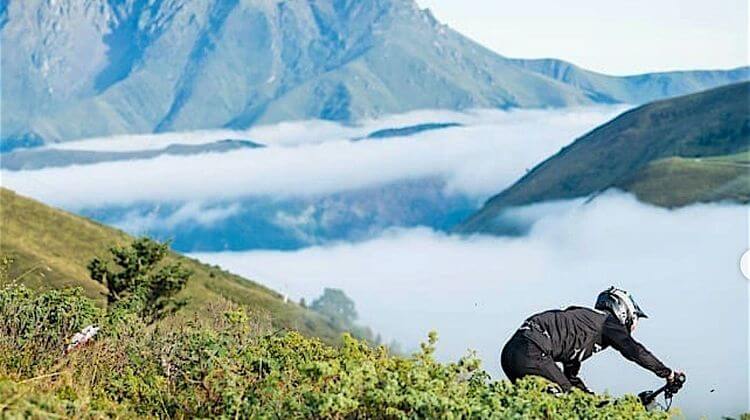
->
[88,238,192,324]
[0,283,670,419]
[0,285,102,376]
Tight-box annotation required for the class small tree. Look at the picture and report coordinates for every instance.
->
[310,288,358,327]
[88,238,191,323]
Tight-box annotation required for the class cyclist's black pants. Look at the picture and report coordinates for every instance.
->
[500,332,572,392]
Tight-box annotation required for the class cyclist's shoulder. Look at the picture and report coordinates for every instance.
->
[563,305,607,316]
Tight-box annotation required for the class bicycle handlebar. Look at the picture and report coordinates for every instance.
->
[638,373,686,408]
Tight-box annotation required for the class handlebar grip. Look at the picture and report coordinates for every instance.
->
[665,372,686,397]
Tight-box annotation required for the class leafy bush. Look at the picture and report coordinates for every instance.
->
[88,238,192,323]
[0,285,670,419]
[0,284,102,375]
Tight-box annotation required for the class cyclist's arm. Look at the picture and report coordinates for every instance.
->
[602,317,671,378]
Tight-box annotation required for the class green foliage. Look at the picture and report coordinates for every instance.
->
[0,286,671,419]
[0,284,103,375]
[0,378,135,418]
[88,238,192,323]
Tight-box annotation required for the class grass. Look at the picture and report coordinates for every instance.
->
[619,151,750,207]
[0,187,344,343]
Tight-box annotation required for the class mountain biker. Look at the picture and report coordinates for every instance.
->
[501,287,683,393]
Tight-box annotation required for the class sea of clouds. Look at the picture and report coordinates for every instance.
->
[1,106,624,212]
[193,193,749,418]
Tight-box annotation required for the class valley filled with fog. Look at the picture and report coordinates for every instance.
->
[1,106,623,250]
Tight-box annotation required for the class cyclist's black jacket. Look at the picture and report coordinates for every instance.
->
[518,306,671,379]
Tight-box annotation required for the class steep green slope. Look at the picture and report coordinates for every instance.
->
[0,187,343,342]
[460,82,750,233]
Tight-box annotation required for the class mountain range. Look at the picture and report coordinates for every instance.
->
[459,81,750,234]
[2,0,748,148]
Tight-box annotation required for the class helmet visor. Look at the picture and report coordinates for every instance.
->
[630,295,648,318]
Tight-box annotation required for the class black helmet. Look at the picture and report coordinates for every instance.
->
[595,287,648,329]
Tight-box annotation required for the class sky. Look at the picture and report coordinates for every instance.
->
[417,0,749,75]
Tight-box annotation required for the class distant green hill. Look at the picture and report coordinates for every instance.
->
[460,82,750,234]
[0,187,343,342]
[618,151,750,207]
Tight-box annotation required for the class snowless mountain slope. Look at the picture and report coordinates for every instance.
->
[2,0,747,146]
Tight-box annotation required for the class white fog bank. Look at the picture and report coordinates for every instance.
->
[1,107,623,209]
[193,193,749,418]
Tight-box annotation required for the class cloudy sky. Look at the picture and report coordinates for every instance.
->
[417,0,748,75]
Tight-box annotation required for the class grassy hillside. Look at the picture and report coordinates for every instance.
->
[618,151,750,207]
[460,82,750,233]
[0,187,343,342]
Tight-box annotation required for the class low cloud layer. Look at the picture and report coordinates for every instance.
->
[193,193,749,417]
[113,201,242,233]
[50,107,622,151]
[1,107,623,209]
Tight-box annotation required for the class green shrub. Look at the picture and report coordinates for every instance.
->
[88,238,192,323]
[0,284,102,375]
[0,285,671,419]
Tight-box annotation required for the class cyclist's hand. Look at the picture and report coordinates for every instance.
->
[667,370,685,383]
[666,370,686,395]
